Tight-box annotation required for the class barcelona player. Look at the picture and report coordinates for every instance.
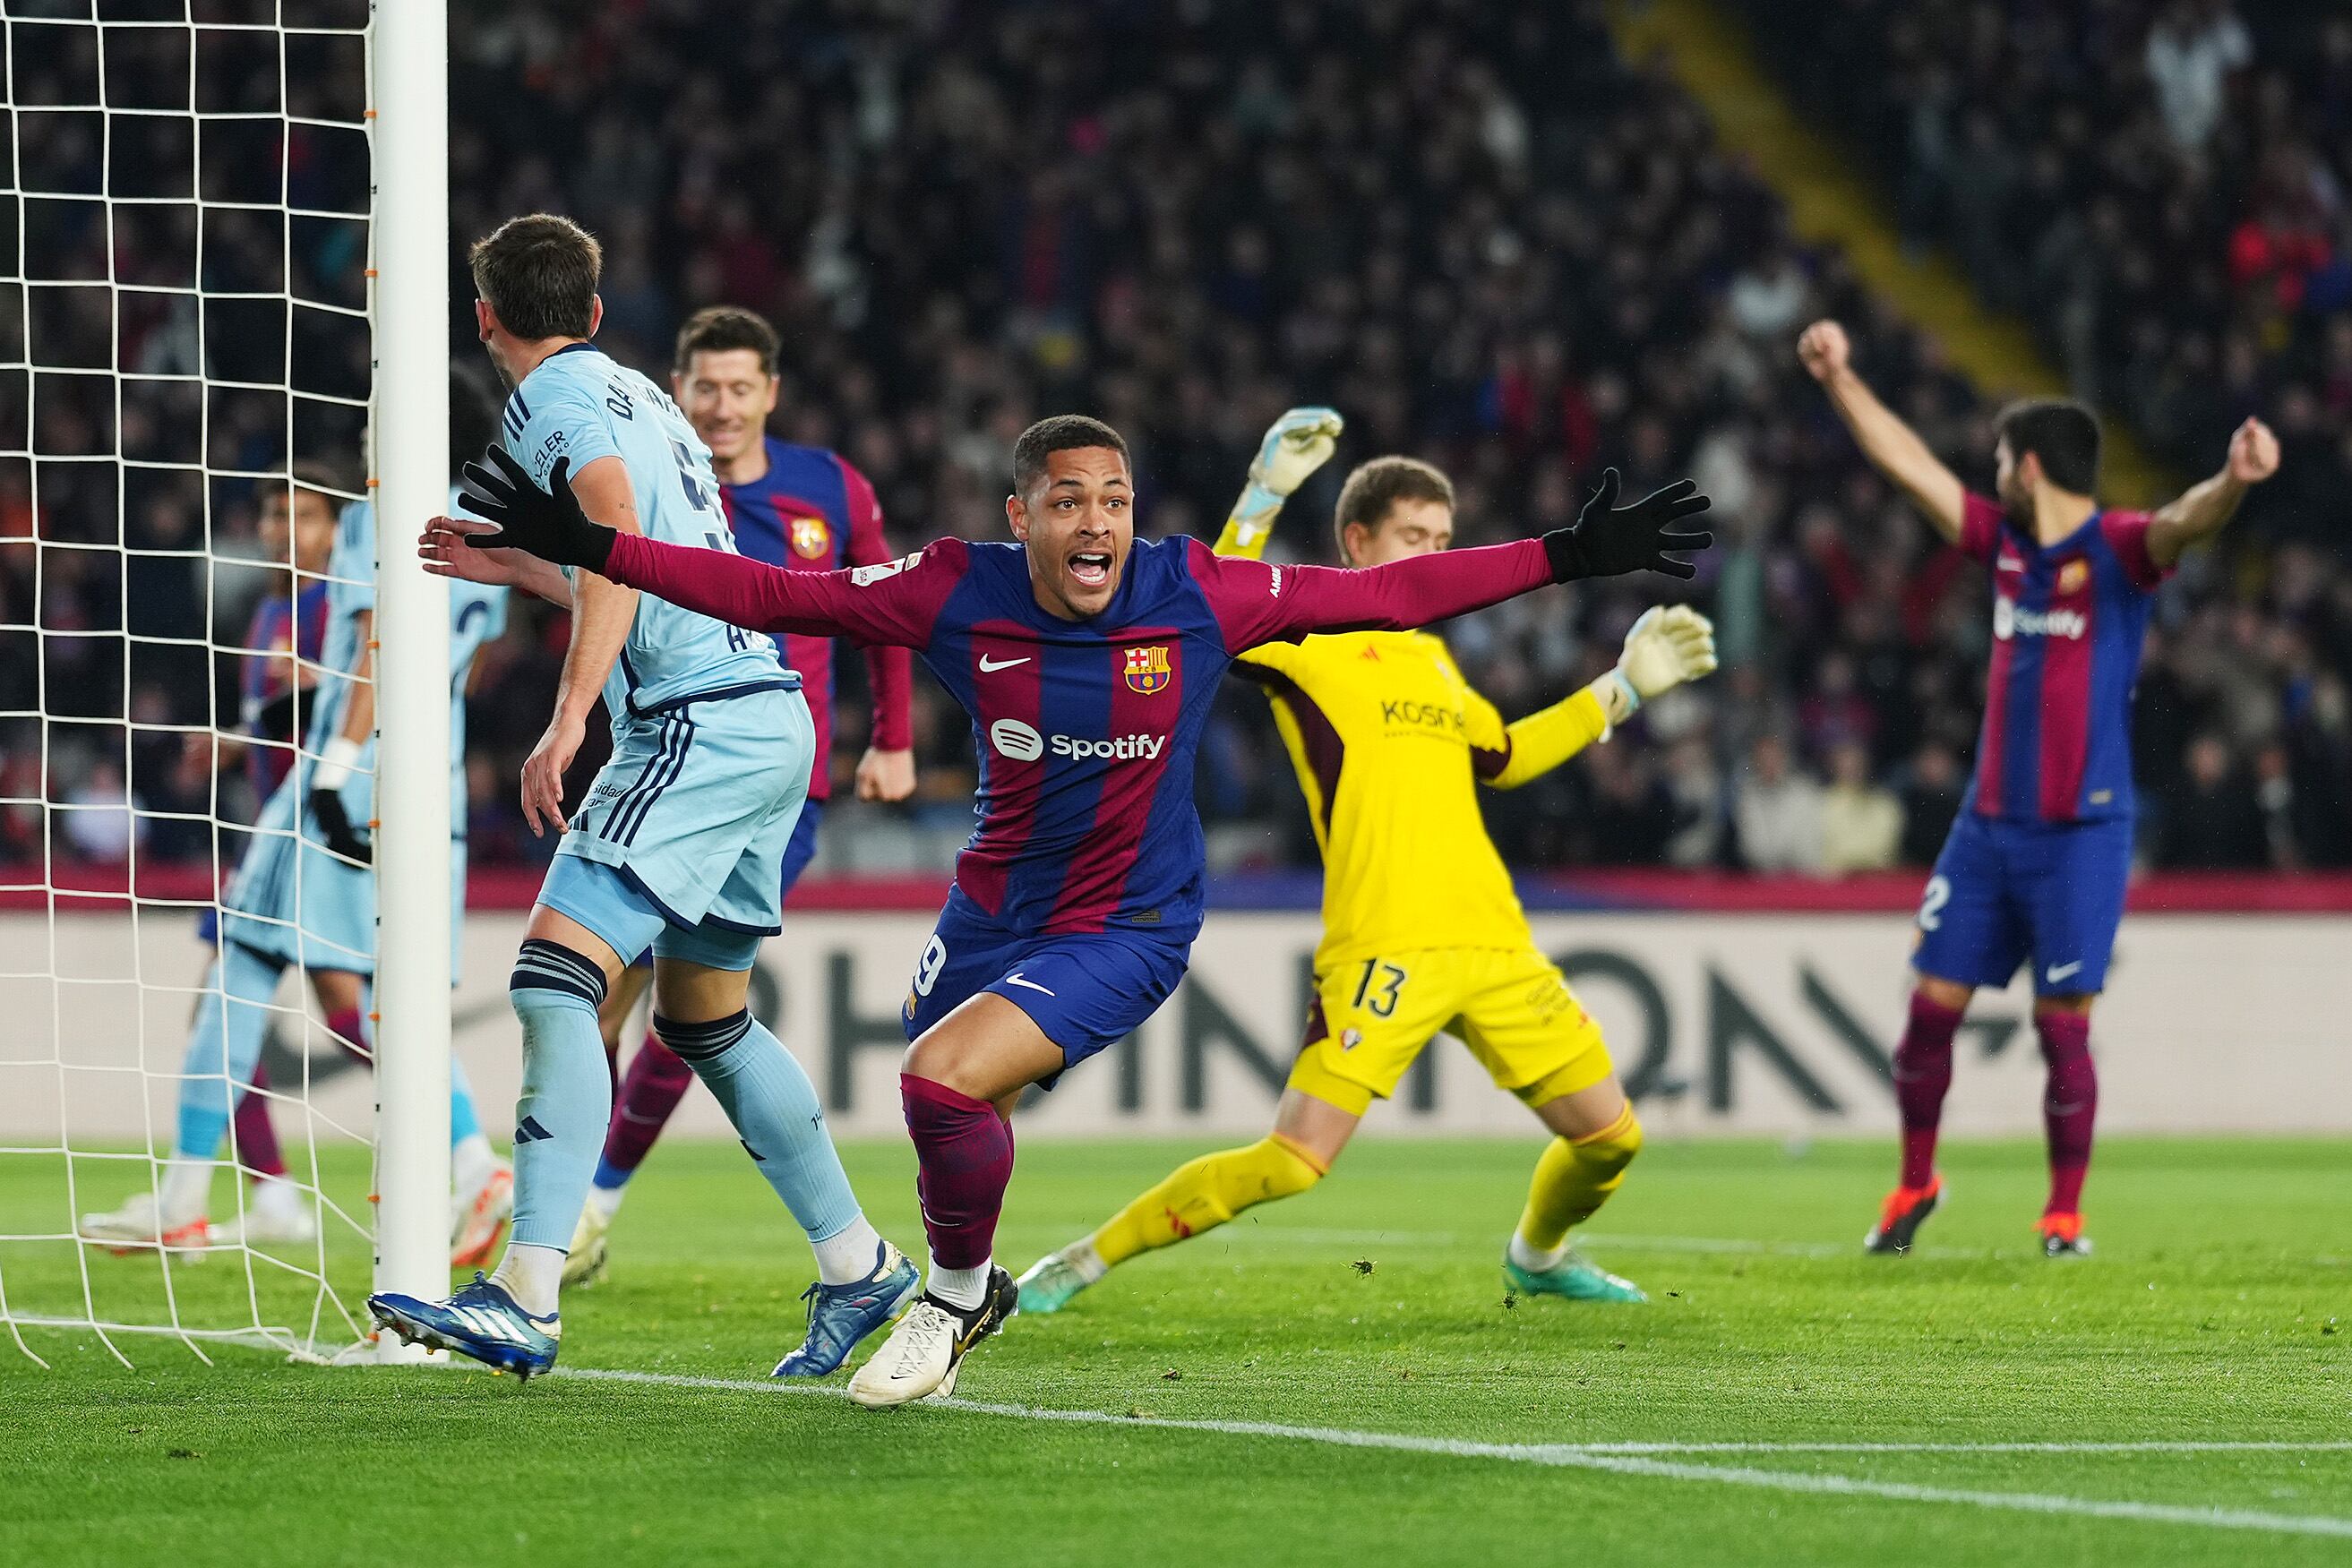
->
[1798,318,2279,1256]
[1017,411,1718,1315]
[425,406,1710,1403]
[567,305,915,1290]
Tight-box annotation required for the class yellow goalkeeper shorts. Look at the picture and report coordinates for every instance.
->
[1286,945,1614,1117]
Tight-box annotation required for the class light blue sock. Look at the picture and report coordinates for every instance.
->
[505,939,613,1251]
[656,1010,861,1244]
[450,1052,483,1147]
[175,943,288,1160]
[348,981,483,1148]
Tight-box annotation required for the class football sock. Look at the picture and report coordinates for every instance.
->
[250,1172,306,1223]
[926,1259,990,1312]
[1893,991,1964,1188]
[173,942,289,1196]
[451,1130,498,1196]
[656,1010,864,1256]
[1515,1103,1644,1257]
[1089,1135,1326,1268]
[325,1005,369,1065]
[586,1181,625,1220]
[2035,1010,2097,1215]
[811,1216,889,1287]
[901,1074,1013,1279]
[594,1029,695,1190]
[233,1060,287,1179]
[503,938,613,1253]
[491,1243,565,1319]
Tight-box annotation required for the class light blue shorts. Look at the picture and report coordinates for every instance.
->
[217,768,471,978]
[547,686,813,956]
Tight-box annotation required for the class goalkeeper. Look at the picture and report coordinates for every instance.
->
[1018,412,1717,1313]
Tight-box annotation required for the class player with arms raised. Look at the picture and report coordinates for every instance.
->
[1018,412,1718,1315]
[1798,319,2279,1256]
[369,215,916,1380]
[567,305,916,1297]
[425,409,1711,1404]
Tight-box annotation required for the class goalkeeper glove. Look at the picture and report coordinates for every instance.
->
[1606,604,1720,716]
[1541,468,1713,582]
[1228,407,1344,549]
[307,738,372,864]
[459,447,616,572]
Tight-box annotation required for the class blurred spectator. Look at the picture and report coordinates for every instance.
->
[1735,734,1825,873]
[1821,741,1903,871]
[2158,733,2267,867]
[62,760,142,864]
[1898,741,1968,869]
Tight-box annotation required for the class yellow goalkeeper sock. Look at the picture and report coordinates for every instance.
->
[1515,1104,1643,1255]
[1090,1135,1326,1267]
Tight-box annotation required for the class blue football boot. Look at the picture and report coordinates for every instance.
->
[771,1240,921,1378]
[369,1272,561,1380]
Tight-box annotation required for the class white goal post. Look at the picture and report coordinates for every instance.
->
[0,0,451,1367]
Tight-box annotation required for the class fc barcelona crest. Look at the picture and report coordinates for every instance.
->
[1124,645,1172,694]
[789,515,831,560]
[2056,558,2089,595]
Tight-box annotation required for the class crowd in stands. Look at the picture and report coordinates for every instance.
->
[5,0,2345,878]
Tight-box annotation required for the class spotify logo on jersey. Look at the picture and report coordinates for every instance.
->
[990,719,1045,761]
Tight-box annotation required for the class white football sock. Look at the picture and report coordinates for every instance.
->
[249,1174,305,1221]
[451,1131,498,1195]
[1507,1231,1567,1273]
[811,1214,885,1286]
[160,1155,213,1225]
[586,1181,626,1221]
[926,1255,991,1312]
[491,1242,565,1318]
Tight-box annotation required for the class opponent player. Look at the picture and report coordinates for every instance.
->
[370,214,917,1382]
[1797,318,2279,1256]
[424,407,1711,1404]
[1018,413,1717,1315]
[78,448,516,1263]
[567,305,915,1289]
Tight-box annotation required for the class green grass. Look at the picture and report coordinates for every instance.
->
[2,1135,2347,1565]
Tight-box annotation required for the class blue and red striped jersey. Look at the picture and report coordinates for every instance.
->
[718,437,913,800]
[239,579,329,801]
[1958,492,2168,823]
[597,527,1559,943]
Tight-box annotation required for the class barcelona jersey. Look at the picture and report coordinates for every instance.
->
[1957,493,2168,823]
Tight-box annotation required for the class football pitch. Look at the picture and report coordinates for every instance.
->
[2,1135,2345,1566]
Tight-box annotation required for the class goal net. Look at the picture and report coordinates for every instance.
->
[0,0,450,1367]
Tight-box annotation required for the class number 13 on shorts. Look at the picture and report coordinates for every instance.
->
[1352,957,1408,1018]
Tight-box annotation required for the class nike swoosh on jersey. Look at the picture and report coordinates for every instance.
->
[2045,961,2083,983]
[1002,973,1056,996]
[978,655,1031,672]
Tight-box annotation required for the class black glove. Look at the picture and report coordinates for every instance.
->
[459,446,617,573]
[309,788,373,866]
[1541,468,1713,582]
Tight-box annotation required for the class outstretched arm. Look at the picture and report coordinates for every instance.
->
[1798,320,1967,544]
[2145,417,2279,569]
[1215,407,1343,560]
[1194,469,1711,649]
[1472,606,1719,789]
[436,446,963,647]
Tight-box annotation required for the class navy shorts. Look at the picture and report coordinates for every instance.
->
[901,888,1189,1070]
[1912,812,2133,997]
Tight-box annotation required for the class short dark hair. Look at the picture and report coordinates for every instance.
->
[468,213,601,342]
[674,305,780,377]
[284,459,350,504]
[1011,415,1129,495]
[1996,398,2102,494]
[1334,456,1455,559]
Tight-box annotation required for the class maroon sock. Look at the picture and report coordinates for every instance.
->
[1893,991,1963,1188]
[2035,1010,2097,1215]
[600,1031,696,1174]
[233,1060,288,1179]
[326,1007,370,1067]
[902,1074,1014,1271]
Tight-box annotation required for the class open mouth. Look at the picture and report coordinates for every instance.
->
[1068,551,1113,588]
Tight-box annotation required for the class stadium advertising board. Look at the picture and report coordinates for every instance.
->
[4,909,2343,1143]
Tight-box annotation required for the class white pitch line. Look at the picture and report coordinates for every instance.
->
[554,1367,2352,1540]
